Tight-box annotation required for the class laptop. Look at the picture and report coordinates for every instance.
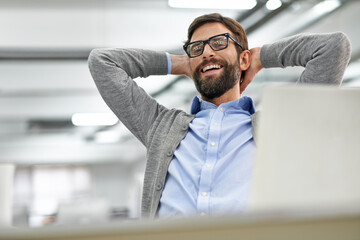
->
[249,85,360,212]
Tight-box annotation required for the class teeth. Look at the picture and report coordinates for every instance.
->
[203,64,221,72]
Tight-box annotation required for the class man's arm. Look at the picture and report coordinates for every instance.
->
[88,48,169,146]
[242,32,351,93]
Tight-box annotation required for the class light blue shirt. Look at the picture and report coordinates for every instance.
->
[158,96,256,218]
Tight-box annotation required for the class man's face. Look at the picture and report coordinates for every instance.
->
[189,22,241,100]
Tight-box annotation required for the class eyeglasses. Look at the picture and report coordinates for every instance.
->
[183,33,244,58]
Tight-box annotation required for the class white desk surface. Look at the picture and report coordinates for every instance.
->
[1,206,359,240]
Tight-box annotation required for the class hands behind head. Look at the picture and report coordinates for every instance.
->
[240,47,263,94]
[170,54,192,78]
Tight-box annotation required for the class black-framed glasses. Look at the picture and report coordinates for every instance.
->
[183,33,244,58]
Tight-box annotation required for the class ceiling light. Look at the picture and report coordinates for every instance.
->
[313,0,341,15]
[266,0,282,10]
[168,0,257,10]
[71,113,118,126]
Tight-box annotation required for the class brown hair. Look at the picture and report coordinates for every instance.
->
[185,13,248,55]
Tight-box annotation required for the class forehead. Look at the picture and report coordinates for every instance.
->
[191,22,232,42]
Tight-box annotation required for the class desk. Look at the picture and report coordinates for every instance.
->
[1,208,359,240]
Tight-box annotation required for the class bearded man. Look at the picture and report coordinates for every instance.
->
[88,13,351,219]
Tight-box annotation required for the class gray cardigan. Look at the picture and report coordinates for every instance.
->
[88,32,351,218]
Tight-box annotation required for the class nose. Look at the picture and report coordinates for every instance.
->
[202,43,215,60]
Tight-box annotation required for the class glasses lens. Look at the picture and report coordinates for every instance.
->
[187,42,204,57]
[210,35,228,50]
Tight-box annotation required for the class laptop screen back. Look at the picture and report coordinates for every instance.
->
[249,85,360,211]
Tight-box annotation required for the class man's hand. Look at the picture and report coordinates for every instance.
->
[170,54,191,78]
[240,47,263,94]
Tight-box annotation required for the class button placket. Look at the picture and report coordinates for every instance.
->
[196,107,224,215]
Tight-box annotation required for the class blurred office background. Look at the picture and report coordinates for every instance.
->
[0,0,359,228]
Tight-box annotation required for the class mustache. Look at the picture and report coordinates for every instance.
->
[195,58,227,73]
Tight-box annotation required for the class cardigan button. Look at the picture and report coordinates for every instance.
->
[156,183,163,191]
[182,125,188,131]
[166,151,173,157]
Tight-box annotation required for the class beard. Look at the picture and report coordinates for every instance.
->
[191,58,241,100]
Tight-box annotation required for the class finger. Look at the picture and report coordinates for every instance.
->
[240,68,255,94]
[240,78,251,94]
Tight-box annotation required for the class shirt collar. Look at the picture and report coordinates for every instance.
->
[190,96,255,115]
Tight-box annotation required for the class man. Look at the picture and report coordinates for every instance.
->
[88,13,351,218]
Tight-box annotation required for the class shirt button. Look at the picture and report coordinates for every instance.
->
[206,164,212,169]
[200,212,206,216]
[211,142,215,146]
[219,107,223,112]
[213,122,218,126]
[201,192,207,197]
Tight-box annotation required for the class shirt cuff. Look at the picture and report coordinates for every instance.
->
[165,52,172,74]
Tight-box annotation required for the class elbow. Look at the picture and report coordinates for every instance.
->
[326,32,352,85]
[332,32,352,65]
[87,48,107,86]
[88,49,108,83]
[88,49,102,68]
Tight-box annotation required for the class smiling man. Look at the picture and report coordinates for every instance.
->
[88,13,351,218]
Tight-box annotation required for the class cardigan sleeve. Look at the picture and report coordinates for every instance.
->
[260,32,351,85]
[88,48,169,146]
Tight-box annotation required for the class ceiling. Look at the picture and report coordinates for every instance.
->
[0,0,359,165]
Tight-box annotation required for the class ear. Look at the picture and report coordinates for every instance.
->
[239,50,251,71]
